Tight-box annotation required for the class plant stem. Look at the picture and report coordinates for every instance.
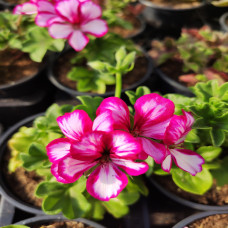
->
[115,72,122,98]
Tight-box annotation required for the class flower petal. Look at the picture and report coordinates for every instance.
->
[183,110,195,129]
[164,114,190,145]
[112,158,148,176]
[46,138,71,163]
[57,110,92,141]
[58,156,96,182]
[71,132,104,161]
[134,93,175,129]
[161,154,172,173]
[86,163,128,201]
[138,138,166,164]
[68,30,89,51]
[48,22,73,39]
[96,97,130,131]
[109,131,141,160]
[81,19,108,37]
[141,118,171,140]
[55,0,79,23]
[92,110,114,132]
[51,163,72,184]
[80,1,102,21]
[170,148,205,176]
[13,3,37,15]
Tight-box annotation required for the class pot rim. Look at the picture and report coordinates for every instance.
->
[0,113,45,215]
[155,67,195,97]
[172,211,228,228]
[149,176,228,211]
[139,0,207,12]
[48,49,153,98]
[219,12,228,32]
[13,215,105,228]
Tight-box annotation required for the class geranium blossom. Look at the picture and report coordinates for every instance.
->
[13,0,38,15]
[47,110,148,200]
[96,94,175,162]
[160,110,205,175]
[47,0,108,51]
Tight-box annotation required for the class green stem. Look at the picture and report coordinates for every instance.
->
[115,72,122,98]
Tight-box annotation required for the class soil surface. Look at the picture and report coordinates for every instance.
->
[148,0,202,9]
[3,0,27,4]
[0,49,40,87]
[3,146,43,207]
[188,214,228,228]
[109,14,142,38]
[32,221,93,228]
[54,50,148,94]
[153,175,228,206]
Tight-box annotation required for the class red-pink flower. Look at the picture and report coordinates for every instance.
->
[47,110,148,200]
[160,110,205,175]
[47,0,108,51]
[96,94,175,163]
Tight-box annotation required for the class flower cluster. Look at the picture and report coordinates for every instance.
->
[14,0,108,51]
[47,93,204,201]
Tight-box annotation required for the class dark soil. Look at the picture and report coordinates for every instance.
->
[148,0,202,9]
[188,214,228,228]
[32,221,93,228]
[109,14,142,38]
[3,0,27,4]
[0,49,40,87]
[54,50,148,93]
[3,146,43,208]
[154,175,228,206]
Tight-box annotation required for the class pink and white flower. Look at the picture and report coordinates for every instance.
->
[161,110,205,176]
[13,0,38,15]
[96,94,175,162]
[47,0,108,51]
[47,127,148,200]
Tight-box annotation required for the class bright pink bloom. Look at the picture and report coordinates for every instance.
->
[13,0,38,15]
[161,110,205,176]
[47,0,108,51]
[96,94,175,162]
[47,130,148,200]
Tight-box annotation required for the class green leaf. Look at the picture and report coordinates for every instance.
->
[125,86,151,105]
[87,60,106,71]
[67,67,94,80]
[121,51,136,69]
[171,168,213,195]
[185,129,200,143]
[115,46,127,67]
[145,156,154,177]
[75,96,103,120]
[211,156,228,186]
[20,143,48,170]
[127,176,148,196]
[102,198,129,218]
[209,128,225,147]
[196,146,222,162]
[117,190,140,205]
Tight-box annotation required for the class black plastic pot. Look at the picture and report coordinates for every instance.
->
[0,114,150,228]
[139,0,207,31]
[0,113,45,215]
[0,0,16,10]
[155,67,195,97]
[173,211,228,228]
[148,177,228,211]
[219,12,228,32]
[48,50,153,99]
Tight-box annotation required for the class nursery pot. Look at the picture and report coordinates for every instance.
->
[139,0,207,30]
[173,211,228,228]
[219,12,228,32]
[12,215,105,228]
[48,49,153,100]
[0,114,150,228]
[154,67,195,97]
[148,176,228,211]
[0,113,45,215]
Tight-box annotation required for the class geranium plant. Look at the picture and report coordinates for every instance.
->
[145,80,228,196]
[0,11,64,62]
[149,26,228,87]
